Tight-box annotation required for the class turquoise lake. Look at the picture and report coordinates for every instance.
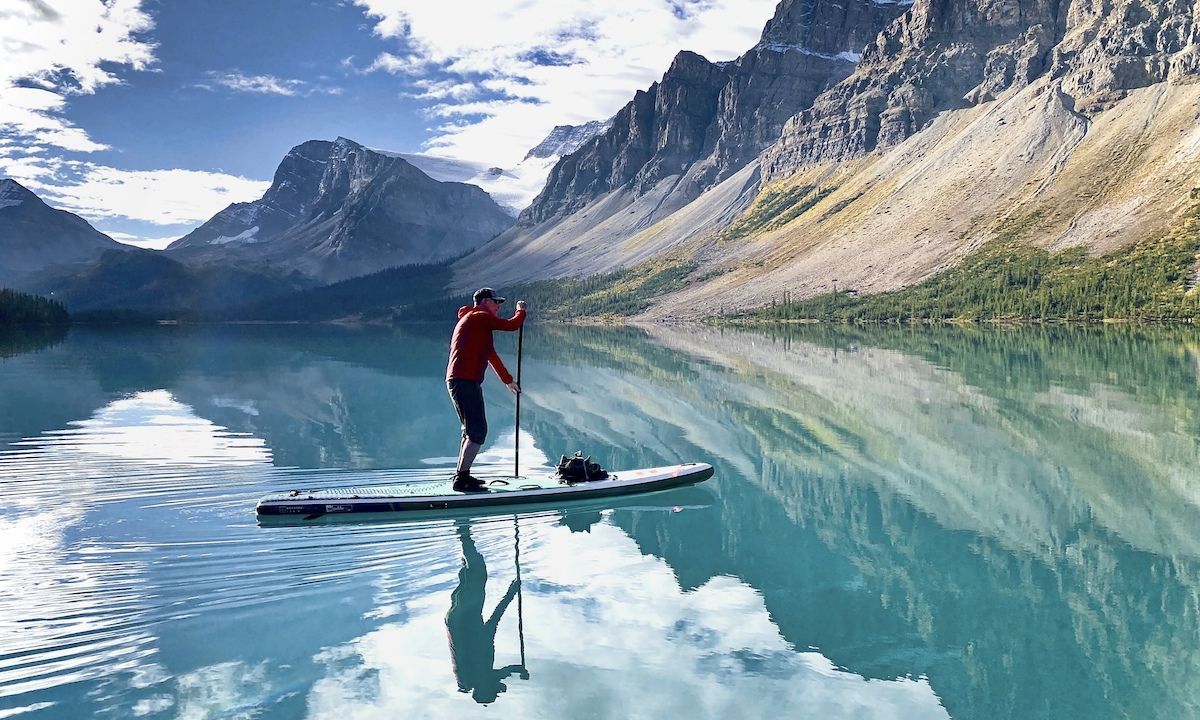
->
[1,322,1199,719]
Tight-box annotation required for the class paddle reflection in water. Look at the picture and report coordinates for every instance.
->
[445,519,529,704]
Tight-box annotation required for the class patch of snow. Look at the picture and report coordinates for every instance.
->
[387,152,490,184]
[286,151,322,164]
[210,225,261,245]
[0,181,24,209]
[753,42,849,60]
[224,204,261,224]
[373,149,560,216]
[759,43,860,62]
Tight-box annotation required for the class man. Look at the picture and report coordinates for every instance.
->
[446,287,527,491]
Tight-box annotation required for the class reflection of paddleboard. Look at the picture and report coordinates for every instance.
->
[255,463,713,517]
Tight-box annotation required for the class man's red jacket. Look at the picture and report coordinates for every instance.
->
[446,305,526,384]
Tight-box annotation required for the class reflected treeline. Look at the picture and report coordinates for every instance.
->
[0,324,67,359]
[749,323,1200,408]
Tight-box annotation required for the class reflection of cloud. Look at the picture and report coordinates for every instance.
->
[173,661,271,719]
[422,429,552,475]
[307,522,949,718]
[56,390,271,466]
[210,396,260,417]
[0,507,161,700]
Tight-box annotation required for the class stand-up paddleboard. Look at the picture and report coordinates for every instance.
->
[255,462,713,517]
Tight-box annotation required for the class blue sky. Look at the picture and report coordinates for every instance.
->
[0,0,776,248]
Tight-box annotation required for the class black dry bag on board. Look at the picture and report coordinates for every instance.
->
[556,451,609,482]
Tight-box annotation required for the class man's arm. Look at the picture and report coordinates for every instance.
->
[486,306,526,332]
[487,348,514,385]
[496,664,529,680]
[485,579,521,631]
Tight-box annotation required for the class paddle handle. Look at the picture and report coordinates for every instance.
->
[514,324,523,479]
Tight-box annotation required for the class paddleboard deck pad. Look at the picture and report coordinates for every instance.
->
[255,462,713,516]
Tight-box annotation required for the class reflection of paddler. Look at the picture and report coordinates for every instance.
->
[445,522,528,704]
[559,509,603,533]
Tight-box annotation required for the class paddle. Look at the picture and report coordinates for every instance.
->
[514,515,526,672]
[514,323,523,479]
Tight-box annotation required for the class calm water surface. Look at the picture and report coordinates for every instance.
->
[1,323,1199,719]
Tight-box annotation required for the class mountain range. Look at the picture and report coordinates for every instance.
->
[453,0,1200,319]
[0,120,609,311]
[3,0,1199,319]
[0,179,123,287]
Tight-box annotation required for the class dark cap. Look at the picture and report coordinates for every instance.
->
[473,287,505,304]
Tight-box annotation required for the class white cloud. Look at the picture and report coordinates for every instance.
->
[353,0,777,164]
[364,51,429,76]
[104,231,186,251]
[210,72,304,96]
[203,71,343,97]
[0,149,268,227]
[0,0,155,153]
[408,79,478,101]
[41,165,269,227]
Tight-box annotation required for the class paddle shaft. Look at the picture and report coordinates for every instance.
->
[514,324,523,479]
[514,515,526,668]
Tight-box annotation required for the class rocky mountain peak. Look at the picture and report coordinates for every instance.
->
[0,178,35,209]
[516,0,910,227]
[761,0,1200,180]
[760,0,914,55]
[0,180,122,283]
[167,137,514,282]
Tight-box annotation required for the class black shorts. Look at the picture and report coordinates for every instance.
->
[447,379,487,444]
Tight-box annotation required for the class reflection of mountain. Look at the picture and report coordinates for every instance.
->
[0,324,509,470]
[6,323,1200,718]
[513,323,1200,720]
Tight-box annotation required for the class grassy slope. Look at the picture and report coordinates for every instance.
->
[728,197,1200,323]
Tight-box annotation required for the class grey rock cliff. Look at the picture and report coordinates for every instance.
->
[519,0,909,227]
[761,0,1200,180]
[169,138,515,282]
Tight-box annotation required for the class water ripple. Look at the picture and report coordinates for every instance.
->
[0,424,559,709]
